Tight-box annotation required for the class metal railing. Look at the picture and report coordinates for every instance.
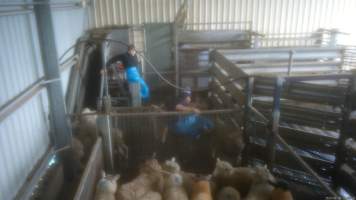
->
[209,48,356,198]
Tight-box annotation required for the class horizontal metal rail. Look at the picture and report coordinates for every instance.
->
[248,105,269,123]
[0,77,45,122]
[69,108,241,118]
[253,73,353,82]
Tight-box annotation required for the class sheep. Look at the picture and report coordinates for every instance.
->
[162,158,189,200]
[211,120,245,166]
[270,180,294,200]
[162,157,180,173]
[71,136,85,170]
[112,128,129,171]
[244,165,276,200]
[117,159,164,200]
[162,172,188,200]
[75,108,98,154]
[191,180,213,200]
[94,171,120,200]
[217,186,241,200]
[212,159,275,198]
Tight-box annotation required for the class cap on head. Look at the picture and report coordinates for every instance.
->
[182,87,192,97]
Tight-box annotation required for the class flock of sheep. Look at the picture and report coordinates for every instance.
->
[94,158,293,200]
[70,107,293,200]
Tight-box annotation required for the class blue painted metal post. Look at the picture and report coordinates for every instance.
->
[267,77,284,169]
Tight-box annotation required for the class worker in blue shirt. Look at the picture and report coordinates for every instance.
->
[174,88,213,138]
[106,45,149,101]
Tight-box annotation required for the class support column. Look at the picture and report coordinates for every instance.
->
[34,0,74,179]
[34,0,72,150]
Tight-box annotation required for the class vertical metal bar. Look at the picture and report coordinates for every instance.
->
[334,74,356,180]
[287,50,294,76]
[174,25,180,96]
[33,0,72,150]
[267,77,283,169]
[241,77,254,166]
[329,29,338,47]
[98,96,114,172]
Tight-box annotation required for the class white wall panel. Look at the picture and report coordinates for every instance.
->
[0,14,43,106]
[91,0,356,43]
[0,91,50,200]
[0,1,88,199]
[51,6,88,94]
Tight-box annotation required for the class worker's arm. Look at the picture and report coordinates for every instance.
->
[176,104,200,114]
[106,54,124,67]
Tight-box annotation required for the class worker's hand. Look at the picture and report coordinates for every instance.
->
[193,108,201,114]
[100,69,107,75]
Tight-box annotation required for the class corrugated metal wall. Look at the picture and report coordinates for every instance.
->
[51,7,88,94]
[90,0,183,27]
[0,91,50,200]
[0,1,88,199]
[91,0,356,43]
[0,12,50,200]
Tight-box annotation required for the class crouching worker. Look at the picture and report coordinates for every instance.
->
[174,88,213,139]
[106,45,149,105]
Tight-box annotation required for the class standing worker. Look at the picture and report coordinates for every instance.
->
[174,87,213,138]
[106,45,149,105]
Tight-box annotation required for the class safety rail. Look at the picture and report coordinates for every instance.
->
[252,29,344,48]
[209,47,356,198]
[181,21,252,32]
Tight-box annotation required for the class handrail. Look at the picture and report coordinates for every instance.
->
[69,108,241,118]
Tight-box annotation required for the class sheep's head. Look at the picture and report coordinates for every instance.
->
[81,108,97,125]
[97,171,120,194]
[164,157,181,173]
[140,159,162,174]
[212,158,233,177]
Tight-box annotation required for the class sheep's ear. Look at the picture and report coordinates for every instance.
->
[113,174,120,181]
[101,171,106,178]
[216,158,221,163]
[171,157,176,162]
